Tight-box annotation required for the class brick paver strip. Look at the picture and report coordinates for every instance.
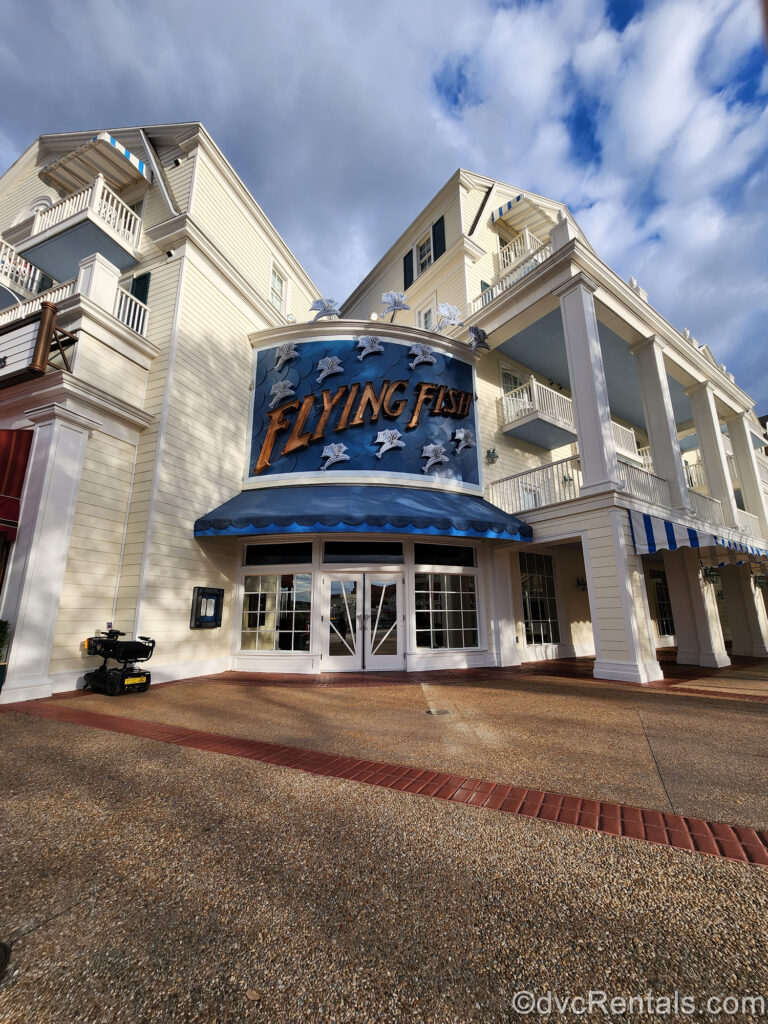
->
[5,699,767,867]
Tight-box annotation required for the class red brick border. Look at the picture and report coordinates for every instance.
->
[5,698,766,867]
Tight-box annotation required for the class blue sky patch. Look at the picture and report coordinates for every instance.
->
[433,56,483,116]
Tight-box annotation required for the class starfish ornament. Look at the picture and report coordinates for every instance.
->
[274,342,299,371]
[435,303,464,332]
[454,428,475,453]
[320,443,350,471]
[421,443,449,473]
[357,336,384,361]
[316,356,344,383]
[374,429,406,459]
[310,297,341,322]
[381,291,410,322]
[467,326,490,352]
[409,344,436,370]
[269,380,296,408]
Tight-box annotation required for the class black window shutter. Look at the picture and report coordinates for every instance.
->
[432,216,446,261]
[130,272,151,305]
[403,250,414,291]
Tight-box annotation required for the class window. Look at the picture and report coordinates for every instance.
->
[519,552,560,645]
[241,573,312,651]
[415,573,478,650]
[501,370,523,395]
[129,272,151,305]
[403,215,446,290]
[413,543,475,567]
[245,542,312,566]
[323,541,403,564]
[649,569,676,636]
[418,236,432,274]
[421,308,433,331]
[270,267,285,311]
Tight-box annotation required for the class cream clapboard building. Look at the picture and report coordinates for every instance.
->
[1,125,767,703]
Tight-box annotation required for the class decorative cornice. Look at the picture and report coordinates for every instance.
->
[24,402,101,433]
[551,270,600,299]
[247,319,482,363]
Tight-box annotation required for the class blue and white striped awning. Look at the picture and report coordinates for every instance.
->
[628,510,768,564]
[40,132,152,193]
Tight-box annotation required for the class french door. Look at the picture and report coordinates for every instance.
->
[322,573,404,671]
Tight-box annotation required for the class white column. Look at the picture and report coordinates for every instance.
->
[719,563,768,658]
[726,412,768,539]
[686,382,739,527]
[631,336,689,509]
[76,252,120,315]
[490,548,521,667]
[555,274,622,495]
[662,547,730,667]
[583,509,663,683]
[0,404,100,703]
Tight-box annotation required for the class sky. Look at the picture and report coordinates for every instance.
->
[1,0,767,410]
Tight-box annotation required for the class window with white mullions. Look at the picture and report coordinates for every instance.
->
[415,572,478,650]
[649,568,676,636]
[519,552,560,645]
[241,573,311,651]
[270,267,285,311]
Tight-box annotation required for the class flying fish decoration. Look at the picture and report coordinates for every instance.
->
[374,429,406,459]
[409,343,436,371]
[310,297,341,322]
[320,443,350,471]
[421,443,449,474]
[381,291,410,322]
[435,303,464,333]
[357,336,384,361]
[269,380,296,408]
[274,341,299,371]
[467,326,490,352]
[316,356,344,383]
[454,428,475,453]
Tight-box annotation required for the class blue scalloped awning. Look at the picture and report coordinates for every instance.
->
[194,484,533,542]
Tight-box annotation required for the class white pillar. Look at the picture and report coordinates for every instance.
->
[726,412,768,539]
[0,403,100,703]
[583,509,663,683]
[719,563,768,658]
[631,336,689,509]
[686,382,739,527]
[662,547,730,667]
[555,274,622,495]
[76,252,120,315]
[490,548,521,667]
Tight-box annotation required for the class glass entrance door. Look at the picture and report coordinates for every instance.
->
[323,573,403,671]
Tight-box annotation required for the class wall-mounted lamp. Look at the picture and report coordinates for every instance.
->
[369,312,379,321]
[575,576,588,592]
[485,448,499,465]
[701,566,720,584]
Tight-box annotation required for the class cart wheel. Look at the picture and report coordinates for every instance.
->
[106,673,122,697]
[137,682,150,693]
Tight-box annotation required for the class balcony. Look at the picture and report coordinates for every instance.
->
[0,240,46,305]
[9,174,142,282]
[0,277,149,338]
[472,235,553,313]
[497,378,640,457]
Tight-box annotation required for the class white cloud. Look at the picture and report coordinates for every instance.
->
[0,0,765,407]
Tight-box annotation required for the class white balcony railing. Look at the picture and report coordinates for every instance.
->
[683,461,707,490]
[686,489,724,526]
[0,279,76,328]
[618,458,671,507]
[756,452,768,487]
[32,175,142,250]
[0,240,43,296]
[473,240,553,313]
[114,286,149,336]
[498,228,544,274]
[489,456,583,514]
[497,378,639,456]
[736,508,760,537]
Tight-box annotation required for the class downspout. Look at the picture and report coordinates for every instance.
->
[139,128,180,217]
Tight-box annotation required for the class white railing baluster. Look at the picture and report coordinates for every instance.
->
[476,239,553,311]
[0,279,77,327]
[488,455,583,514]
[0,240,42,296]
[29,178,141,251]
[113,286,149,336]
[736,508,760,537]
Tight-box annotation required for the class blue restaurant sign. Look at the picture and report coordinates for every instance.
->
[248,334,480,486]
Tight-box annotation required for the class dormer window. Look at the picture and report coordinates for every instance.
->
[418,236,432,274]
